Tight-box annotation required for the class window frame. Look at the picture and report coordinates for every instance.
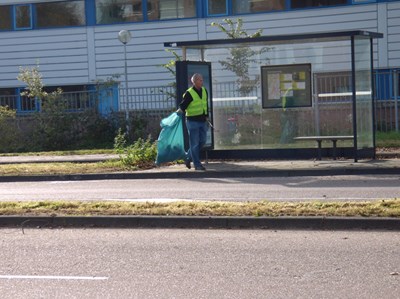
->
[95,0,145,25]
[34,0,86,29]
[206,0,229,17]
[0,0,398,31]
[14,4,33,30]
[145,0,198,22]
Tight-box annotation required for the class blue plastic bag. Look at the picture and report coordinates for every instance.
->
[155,112,186,165]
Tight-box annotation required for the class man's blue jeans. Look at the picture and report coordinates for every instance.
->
[186,119,207,168]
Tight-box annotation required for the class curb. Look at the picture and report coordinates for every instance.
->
[0,167,399,182]
[1,216,399,231]
[0,158,112,165]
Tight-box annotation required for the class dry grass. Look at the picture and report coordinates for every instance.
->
[0,160,130,176]
[0,149,115,157]
[0,199,399,218]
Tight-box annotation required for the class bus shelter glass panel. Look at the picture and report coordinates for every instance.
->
[203,38,354,150]
[354,36,373,149]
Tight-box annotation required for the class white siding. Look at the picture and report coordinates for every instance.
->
[387,2,400,66]
[205,5,381,73]
[0,28,90,87]
[207,5,379,37]
[92,20,200,88]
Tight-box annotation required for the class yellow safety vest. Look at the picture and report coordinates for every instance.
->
[185,87,208,117]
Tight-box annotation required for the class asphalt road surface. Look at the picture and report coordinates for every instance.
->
[0,175,399,202]
[0,228,398,298]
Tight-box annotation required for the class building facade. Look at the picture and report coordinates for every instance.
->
[0,0,400,156]
[0,0,399,111]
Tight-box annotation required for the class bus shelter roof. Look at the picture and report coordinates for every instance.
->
[164,30,383,49]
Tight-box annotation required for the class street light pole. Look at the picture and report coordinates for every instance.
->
[118,30,132,135]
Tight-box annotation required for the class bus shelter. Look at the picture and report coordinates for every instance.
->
[165,30,383,161]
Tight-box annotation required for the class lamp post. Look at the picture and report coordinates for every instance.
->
[118,29,132,134]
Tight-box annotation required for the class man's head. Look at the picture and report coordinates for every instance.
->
[191,73,203,89]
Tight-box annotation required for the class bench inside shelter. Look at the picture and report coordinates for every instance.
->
[294,136,354,160]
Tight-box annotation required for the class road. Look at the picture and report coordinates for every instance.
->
[0,228,398,298]
[0,175,399,202]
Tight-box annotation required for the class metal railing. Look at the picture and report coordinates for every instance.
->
[0,94,37,112]
[0,89,114,114]
[374,69,399,132]
[1,71,398,133]
[119,85,175,111]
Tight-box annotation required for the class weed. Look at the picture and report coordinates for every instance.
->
[114,130,157,168]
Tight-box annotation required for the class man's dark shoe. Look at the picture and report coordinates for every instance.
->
[195,165,206,171]
[185,159,191,169]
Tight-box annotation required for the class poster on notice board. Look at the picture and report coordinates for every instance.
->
[261,63,312,109]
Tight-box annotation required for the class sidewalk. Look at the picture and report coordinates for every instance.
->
[0,154,398,182]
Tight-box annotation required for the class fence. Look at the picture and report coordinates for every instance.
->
[119,85,176,112]
[0,71,398,133]
[0,94,37,112]
[374,69,399,132]
[0,91,98,113]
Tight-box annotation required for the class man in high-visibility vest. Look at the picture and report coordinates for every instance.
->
[177,73,209,171]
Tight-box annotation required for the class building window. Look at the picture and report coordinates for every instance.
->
[36,1,86,28]
[14,4,32,30]
[233,0,284,14]
[147,0,196,21]
[96,0,143,24]
[207,0,228,15]
[352,0,376,3]
[0,5,12,30]
[291,0,347,9]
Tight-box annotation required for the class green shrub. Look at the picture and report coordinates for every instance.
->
[8,63,119,152]
[114,130,157,168]
[0,106,21,152]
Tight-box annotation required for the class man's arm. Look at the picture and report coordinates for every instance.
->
[177,91,193,113]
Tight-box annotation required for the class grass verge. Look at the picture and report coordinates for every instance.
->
[0,160,133,176]
[0,149,115,157]
[376,131,400,148]
[0,199,399,218]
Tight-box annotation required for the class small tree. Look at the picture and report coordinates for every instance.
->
[159,48,182,101]
[17,63,63,110]
[211,18,270,96]
[17,63,75,150]
[161,18,268,97]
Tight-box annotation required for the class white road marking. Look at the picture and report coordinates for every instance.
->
[0,275,108,280]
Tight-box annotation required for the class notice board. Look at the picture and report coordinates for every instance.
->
[261,63,312,109]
